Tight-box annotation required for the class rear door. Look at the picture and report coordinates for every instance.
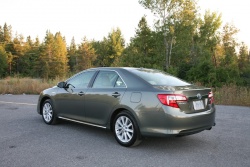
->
[84,70,127,125]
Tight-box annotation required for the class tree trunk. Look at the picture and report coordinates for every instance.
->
[164,35,169,69]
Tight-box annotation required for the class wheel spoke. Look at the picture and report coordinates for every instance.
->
[127,122,132,128]
[124,132,128,141]
[121,116,125,124]
[117,119,123,127]
[126,132,132,139]
[124,117,128,125]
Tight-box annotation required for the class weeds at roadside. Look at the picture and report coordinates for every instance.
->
[0,77,60,95]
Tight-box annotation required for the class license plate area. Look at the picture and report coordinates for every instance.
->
[193,100,204,110]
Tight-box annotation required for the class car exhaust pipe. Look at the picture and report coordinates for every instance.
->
[207,123,216,130]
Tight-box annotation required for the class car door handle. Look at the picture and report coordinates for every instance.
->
[112,92,121,98]
[78,91,85,96]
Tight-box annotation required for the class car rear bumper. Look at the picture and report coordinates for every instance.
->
[139,106,216,137]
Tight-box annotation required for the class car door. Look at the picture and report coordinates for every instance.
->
[84,70,127,125]
[55,70,96,121]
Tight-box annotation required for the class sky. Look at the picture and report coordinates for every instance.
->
[0,0,249,47]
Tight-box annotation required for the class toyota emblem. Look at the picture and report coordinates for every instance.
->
[197,93,202,99]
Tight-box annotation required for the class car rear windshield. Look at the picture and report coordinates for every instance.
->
[128,68,191,86]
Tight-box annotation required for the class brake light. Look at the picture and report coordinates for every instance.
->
[208,91,214,104]
[157,94,187,108]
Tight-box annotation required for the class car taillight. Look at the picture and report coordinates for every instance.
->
[157,94,187,108]
[208,91,214,104]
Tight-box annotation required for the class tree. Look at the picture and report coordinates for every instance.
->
[3,23,12,43]
[170,0,199,68]
[52,32,68,78]
[0,26,4,43]
[38,31,68,79]
[222,23,239,65]
[68,37,77,72]
[74,38,97,71]
[107,28,125,66]
[238,43,250,86]
[119,16,151,67]
[12,34,28,74]
[139,0,185,69]
[194,10,221,65]
[92,40,109,67]
[119,16,164,69]
[93,28,125,67]
[0,45,8,77]
[18,36,40,77]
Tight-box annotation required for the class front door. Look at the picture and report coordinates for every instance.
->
[55,70,96,121]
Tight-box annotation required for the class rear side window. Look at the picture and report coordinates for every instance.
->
[128,68,190,86]
[92,71,126,88]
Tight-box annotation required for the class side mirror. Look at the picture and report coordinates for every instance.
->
[57,81,66,88]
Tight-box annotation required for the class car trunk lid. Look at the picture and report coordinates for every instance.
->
[155,85,213,114]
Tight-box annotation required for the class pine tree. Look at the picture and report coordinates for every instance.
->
[52,32,68,78]
[0,45,8,77]
[108,28,125,66]
[0,26,4,43]
[75,38,97,71]
[3,23,12,43]
[93,28,125,67]
[119,16,160,68]
[38,31,68,79]
[68,37,78,72]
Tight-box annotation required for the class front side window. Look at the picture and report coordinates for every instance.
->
[93,71,125,88]
[67,71,95,89]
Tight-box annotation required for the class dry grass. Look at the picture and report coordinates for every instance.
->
[0,77,60,95]
[0,77,249,106]
[213,85,250,106]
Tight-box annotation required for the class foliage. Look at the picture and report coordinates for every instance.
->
[119,16,165,69]
[74,38,97,71]
[0,45,8,77]
[92,28,125,67]
[37,31,68,79]
[0,0,249,97]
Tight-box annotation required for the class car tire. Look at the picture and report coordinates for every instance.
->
[113,111,141,147]
[42,99,57,125]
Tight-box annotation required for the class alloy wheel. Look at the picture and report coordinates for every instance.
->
[43,102,53,123]
[115,116,134,143]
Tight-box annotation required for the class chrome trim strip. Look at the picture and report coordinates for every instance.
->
[58,116,106,129]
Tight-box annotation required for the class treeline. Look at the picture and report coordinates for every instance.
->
[0,0,250,87]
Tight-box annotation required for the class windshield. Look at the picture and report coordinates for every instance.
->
[128,68,191,86]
